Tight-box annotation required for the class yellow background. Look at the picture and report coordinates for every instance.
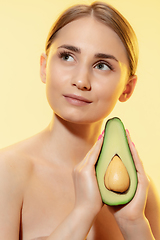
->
[0,0,160,195]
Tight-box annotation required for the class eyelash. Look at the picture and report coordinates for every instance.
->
[58,50,114,71]
[94,61,114,71]
[58,50,74,60]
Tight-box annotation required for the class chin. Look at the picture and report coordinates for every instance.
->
[53,105,111,125]
[55,112,104,126]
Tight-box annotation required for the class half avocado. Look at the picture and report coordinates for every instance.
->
[96,117,138,206]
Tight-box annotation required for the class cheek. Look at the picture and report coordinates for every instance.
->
[45,66,61,107]
[96,78,123,102]
[46,63,66,90]
[94,77,126,117]
[45,64,72,110]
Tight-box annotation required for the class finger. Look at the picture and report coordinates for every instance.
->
[85,135,104,166]
[126,130,146,176]
[125,130,150,209]
[77,135,104,171]
[126,129,149,192]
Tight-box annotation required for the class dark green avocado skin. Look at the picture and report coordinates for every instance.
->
[96,117,138,206]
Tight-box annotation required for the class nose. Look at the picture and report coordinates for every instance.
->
[71,66,91,91]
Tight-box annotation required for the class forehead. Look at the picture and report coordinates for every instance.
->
[51,16,128,65]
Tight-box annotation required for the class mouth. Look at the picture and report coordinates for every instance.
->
[63,94,92,106]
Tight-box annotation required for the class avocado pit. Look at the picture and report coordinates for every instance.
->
[104,155,130,193]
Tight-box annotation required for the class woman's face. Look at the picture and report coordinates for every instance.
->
[42,17,133,124]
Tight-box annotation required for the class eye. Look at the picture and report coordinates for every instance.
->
[95,62,112,71]
[59,51,74,62]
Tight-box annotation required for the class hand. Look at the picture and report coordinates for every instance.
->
[72,135,104,216]
[109,130,150,225]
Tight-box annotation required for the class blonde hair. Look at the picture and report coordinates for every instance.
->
[45,1,138,76]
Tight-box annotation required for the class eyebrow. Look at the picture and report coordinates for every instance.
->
[58,44,81,53]
[94,53,118,62]
[58,44,118,62]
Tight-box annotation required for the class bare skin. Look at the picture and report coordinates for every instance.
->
[0,16,159,240]
[0,122,124,240]
[0,122,159,240]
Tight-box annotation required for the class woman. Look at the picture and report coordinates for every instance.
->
[0,2,159,240]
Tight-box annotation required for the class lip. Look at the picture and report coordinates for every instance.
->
[63,94,92,106]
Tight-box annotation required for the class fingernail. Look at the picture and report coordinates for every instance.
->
[102,129,105,135]
[98,134,102,140]
[132,142,135,147]
[126,129,130,135]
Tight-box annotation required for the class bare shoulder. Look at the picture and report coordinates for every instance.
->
[145,176,160,239]
[0,136,37,182]
[2,131,52,190]
[0,130,48,194]
[0,134,42,239]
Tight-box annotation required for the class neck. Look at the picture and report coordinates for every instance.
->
[43,114,104,167]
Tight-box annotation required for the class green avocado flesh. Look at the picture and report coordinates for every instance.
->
[96,117,138,206]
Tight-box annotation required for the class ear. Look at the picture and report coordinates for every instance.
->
[119,75,137,102]
[40,53,47,83]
